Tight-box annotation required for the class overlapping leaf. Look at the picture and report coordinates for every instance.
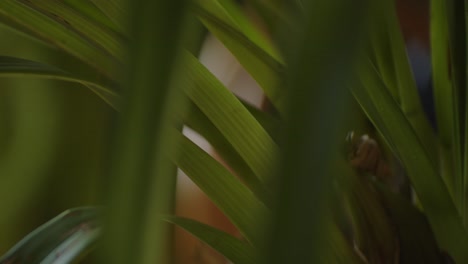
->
[170,130,269,247]
[367,1,438,167]
[191,0,286,112]
[182,51,278,184]
[0,0,120,78]
[164,216,258,264]
[430,0,457,209]
[0,208,100,264]
[353,59,468,263]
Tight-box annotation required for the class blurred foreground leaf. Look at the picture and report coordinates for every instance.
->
[0,207,100,264]
[102,1,189,264]
[265,0,368,263]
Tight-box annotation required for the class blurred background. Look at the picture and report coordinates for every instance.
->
[0,23,113,254]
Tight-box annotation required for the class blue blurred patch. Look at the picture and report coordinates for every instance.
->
[406,40,436,131]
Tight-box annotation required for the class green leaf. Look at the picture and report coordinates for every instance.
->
[0,55,278,188]
[89,0,127,32]
[182,51,278,184]
[0,207,100,264]
[20,0,124,59]
[445,0,466,210]
[241,0,296,33]
[180,96,279,204]
[181,102,272,203]
[430,0,457,209]
[353,59,468,263]
[164,216,258,264]
[367,0,438,168]
[0,0,119,78]
[195,0,282,66]
[0,55,276,199]
[430,0,454,148]
[64,0,125,35]
[170,130,269,247]
[462,0,468,228]
[102,1,190,264]
[0,55,120,109]
[239,99,281,143]
[265,0,368,263]
[191,0,286,112]
[0,56,113,92]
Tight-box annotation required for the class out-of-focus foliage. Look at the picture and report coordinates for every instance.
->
[0,0,467,263]
[0,23,112,257]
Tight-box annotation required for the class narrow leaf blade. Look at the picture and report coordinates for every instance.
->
[0,0,119,78]
[171,130,269,247]
[0,55,119,109]
[165,216,258,264]
[183,51,278,184]
[0,207,100,264]
[430,0,457,208]
[192,0,286,112]
[354,59,468,263]
[20,0,124,59]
